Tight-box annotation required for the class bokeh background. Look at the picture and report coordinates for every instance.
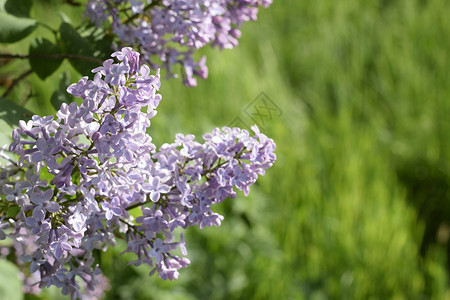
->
[1,0,450,299]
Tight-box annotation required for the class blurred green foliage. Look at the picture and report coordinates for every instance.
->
[1,0,450,299]
[150,0,450,298]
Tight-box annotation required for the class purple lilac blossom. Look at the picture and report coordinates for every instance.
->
[85,0,272,86]
[0,48,276,298]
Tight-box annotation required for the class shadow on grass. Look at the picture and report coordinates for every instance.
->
[397,158,450,270]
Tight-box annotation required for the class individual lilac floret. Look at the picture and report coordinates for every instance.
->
[85,0,272,86]
[25,208,51,235]
[50,234,73,259]
[0,48,276,298]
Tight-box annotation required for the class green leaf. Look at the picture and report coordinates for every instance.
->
[60,22,98,76]
[50,72,73,110]
[5,205,20,219]
[29,38,64,80]
[0,11,37,43]
[58,71,71,91]
[50,91,69,111]
[0,98,33,124]
[0,259,23,300]
[0,97,33,147]
[58,11,72,24]
[86,32,114,61]
[4,0,32,18]
[128,206,143,220]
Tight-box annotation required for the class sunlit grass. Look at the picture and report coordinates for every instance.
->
[146,0,450,299]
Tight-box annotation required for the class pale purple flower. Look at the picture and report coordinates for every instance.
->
[25,208,51,235]
[29,189,60,214]
[85,0,272,86]
[0,48,276,298]
[50,234,73,259]
[141,176,171,202]
[149,238,170,265]
[102,197,124,220]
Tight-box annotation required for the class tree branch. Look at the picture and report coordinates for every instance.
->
[2,69,33,98]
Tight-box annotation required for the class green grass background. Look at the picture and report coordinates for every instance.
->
[2,0,450,299]
[147,1,450,299]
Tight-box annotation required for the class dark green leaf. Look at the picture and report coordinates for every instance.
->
[4,0,32,18]
[0,259,23,300]
[0,11,37,43]
[50,90,71,110]
[29,38,64,80]
[60,22,98,76]
[50,72,73,110]
[0,97,33,125]
[58,11,72,24]
[0,97,33,146]
[58,71,71,91]
[87,32,114,61]
[5,205,20,219]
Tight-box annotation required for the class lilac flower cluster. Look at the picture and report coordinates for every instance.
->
[0,48,276,298]
[85,0,272,86]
